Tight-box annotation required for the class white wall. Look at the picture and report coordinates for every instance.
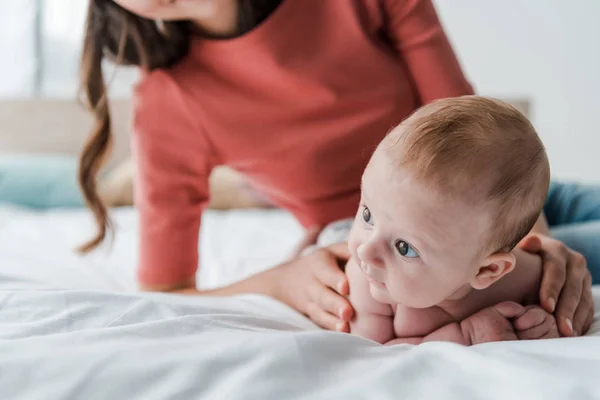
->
[41,0,137,97]
[0,0,37,97]
[41,0,88,96]
[0,0,136,98]
[435,0,600,183]
[1,0,599,182]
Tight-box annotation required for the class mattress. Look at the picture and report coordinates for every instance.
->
[1,206,599,399]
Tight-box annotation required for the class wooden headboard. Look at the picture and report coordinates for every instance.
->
[0,99,131,170]
[0,97,530,172]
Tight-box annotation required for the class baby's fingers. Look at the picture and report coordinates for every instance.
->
[513,307,547,331]
[517,322,552,340]
[517,316,559,340]
[492,301,526,319]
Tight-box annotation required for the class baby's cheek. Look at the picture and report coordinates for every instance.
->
[347,225,360,256]
[424,274,459,304]
[388,271,440,307]
[386,270,412,299]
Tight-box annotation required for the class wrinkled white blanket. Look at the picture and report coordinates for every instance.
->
[1,206,599,400]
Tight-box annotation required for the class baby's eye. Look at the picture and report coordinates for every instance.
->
[395,240,419,258]
[362,206,374,225]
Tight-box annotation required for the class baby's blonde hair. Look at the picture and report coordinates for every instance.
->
[384,95,550,253]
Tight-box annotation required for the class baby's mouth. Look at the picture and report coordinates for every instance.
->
[366,276,387,288]
[359,261,387,288]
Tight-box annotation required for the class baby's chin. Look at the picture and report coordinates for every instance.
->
[369,284,395,304]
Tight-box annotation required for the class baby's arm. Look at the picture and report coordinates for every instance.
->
[386,323,468,346]
[346,259,395,343]
[387,302,526,346]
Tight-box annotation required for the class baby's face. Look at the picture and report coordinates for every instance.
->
[348,149,493,308]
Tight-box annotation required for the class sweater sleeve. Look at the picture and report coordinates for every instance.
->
[382,0,474,103]
[131,72,215,288]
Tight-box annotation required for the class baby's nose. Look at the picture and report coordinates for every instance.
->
[357,241,384,268]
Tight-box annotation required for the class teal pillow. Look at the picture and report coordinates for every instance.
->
[0,155,85,209]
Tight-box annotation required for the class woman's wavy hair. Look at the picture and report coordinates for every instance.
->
[79,0,278,251]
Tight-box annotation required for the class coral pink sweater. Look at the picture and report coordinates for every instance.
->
[132,0,473,286]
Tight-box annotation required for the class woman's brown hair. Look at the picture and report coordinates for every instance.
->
[79,0,190,251]
[79,0,281,252]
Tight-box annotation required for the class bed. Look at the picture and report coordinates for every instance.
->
[1,205,599,400]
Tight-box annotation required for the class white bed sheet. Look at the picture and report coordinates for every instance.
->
[1,205,600,400]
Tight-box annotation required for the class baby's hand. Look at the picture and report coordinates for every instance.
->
[513,305,560,340]
[461,302,525,345]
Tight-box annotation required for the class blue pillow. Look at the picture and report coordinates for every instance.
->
[0,155,85,209]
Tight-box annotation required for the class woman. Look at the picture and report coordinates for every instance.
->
[79,0,594,336]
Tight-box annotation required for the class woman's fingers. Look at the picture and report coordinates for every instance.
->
[313,248,350,295]
[308,281,353,321]
[309,246,355,324]
[584,309,595,336]
[306,302,347,332]
[572,272,594,336]
[520,234,567,313]
[538,251,567,314]
[554,269,582,336]
[326,242,352,261]
[280,244,356,331]
[519,233,594,337]
[554,250,587,336]
[292,225,324,257]
[518,234,543,253]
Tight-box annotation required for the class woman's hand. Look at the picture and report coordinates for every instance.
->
[518,233,594,337]
[290,225,324,258]
[150,241,354,331]
[273,242,354,332]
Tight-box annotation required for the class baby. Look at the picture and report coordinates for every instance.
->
[314,96,559,345]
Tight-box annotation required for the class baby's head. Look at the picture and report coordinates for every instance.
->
[348,96,550,308]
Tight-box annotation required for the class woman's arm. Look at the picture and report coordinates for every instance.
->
[382,0,474,103]
[132,77,214,291]
[530,212,551,235]
[132,79,355,330]
[144,268,278,296]
[153,244,355,332]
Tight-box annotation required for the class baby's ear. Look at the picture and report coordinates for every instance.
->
[470,252,516,290]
